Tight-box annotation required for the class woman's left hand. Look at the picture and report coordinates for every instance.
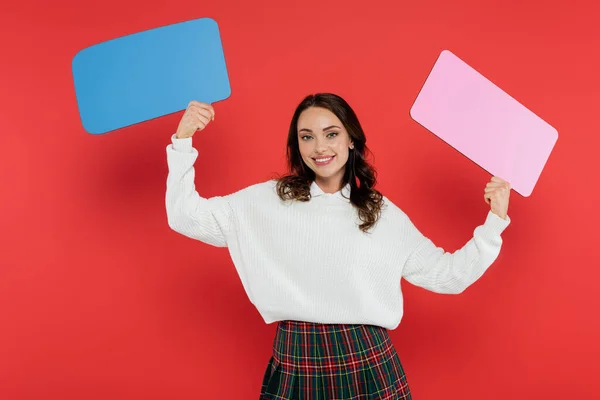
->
[484,176,511,220]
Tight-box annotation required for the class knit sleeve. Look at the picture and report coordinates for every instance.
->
[401,210,511,294]
[165,133,234,247]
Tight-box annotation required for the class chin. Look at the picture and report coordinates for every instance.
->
[313,169,345,181]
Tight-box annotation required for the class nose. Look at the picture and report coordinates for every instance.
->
[314,138,328,154]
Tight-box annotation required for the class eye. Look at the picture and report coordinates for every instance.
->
[327,132,338,138]
[301,135,312,141]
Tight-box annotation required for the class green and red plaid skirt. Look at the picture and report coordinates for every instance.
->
[259,320,412,399]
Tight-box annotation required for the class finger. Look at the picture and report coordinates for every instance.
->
[187,101,200,114]
[189,101,215,119]
[484,193,492,204]
[487,187,510,197]
[195,113,210,127]
[196,107,214,122]
[183,114,204,131]
[188,100,207,109]
[191,117,208,132]
[491,176,505,183]
[203,103,215,120]
[186,105,200,117]
[189,100,210,108]
[187,105,211,121]
[486,182,504,189]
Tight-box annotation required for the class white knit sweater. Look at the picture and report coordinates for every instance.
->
[165,134,511,330]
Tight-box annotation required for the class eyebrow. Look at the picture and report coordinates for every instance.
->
[298,125,342,134]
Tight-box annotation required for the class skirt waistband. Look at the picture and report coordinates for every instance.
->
[272,320,395,373]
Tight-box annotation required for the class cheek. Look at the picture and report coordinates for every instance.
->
[298,141,312,158]
[333,142,349,156]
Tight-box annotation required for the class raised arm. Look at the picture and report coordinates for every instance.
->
[165,101,233,247]
[401,210,510,294]
[401,177,512,294]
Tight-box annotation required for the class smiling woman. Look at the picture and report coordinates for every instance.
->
[165,93,511,399]
[276,93,384,233]
[298,107,354,186]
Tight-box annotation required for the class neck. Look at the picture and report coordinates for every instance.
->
[315,176,344,194]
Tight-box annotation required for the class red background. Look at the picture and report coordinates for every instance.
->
[1,0,599,398]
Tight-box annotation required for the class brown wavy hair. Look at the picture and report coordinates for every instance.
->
[275,93,384,233]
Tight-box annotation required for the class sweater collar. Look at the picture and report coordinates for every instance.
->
[310,181,351,202]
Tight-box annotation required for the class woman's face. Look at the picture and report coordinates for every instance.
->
[297,107,354,190]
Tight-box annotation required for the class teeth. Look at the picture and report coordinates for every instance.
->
[316,157,332,162]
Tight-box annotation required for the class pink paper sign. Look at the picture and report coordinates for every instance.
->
[410,50,558,197]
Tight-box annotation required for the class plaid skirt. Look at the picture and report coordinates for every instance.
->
[259,320,412,399]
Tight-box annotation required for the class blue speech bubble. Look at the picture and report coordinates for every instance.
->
[72,18,231,134]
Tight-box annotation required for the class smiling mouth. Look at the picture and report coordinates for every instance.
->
[313,156,335,166]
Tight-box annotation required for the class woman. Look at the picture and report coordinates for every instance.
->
[165,93,511,399]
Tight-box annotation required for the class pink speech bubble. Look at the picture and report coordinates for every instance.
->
[410,50,558,197]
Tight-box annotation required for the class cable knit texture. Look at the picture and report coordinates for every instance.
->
[165,134,511,329]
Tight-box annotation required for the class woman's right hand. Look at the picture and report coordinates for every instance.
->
[175,101,215,139]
